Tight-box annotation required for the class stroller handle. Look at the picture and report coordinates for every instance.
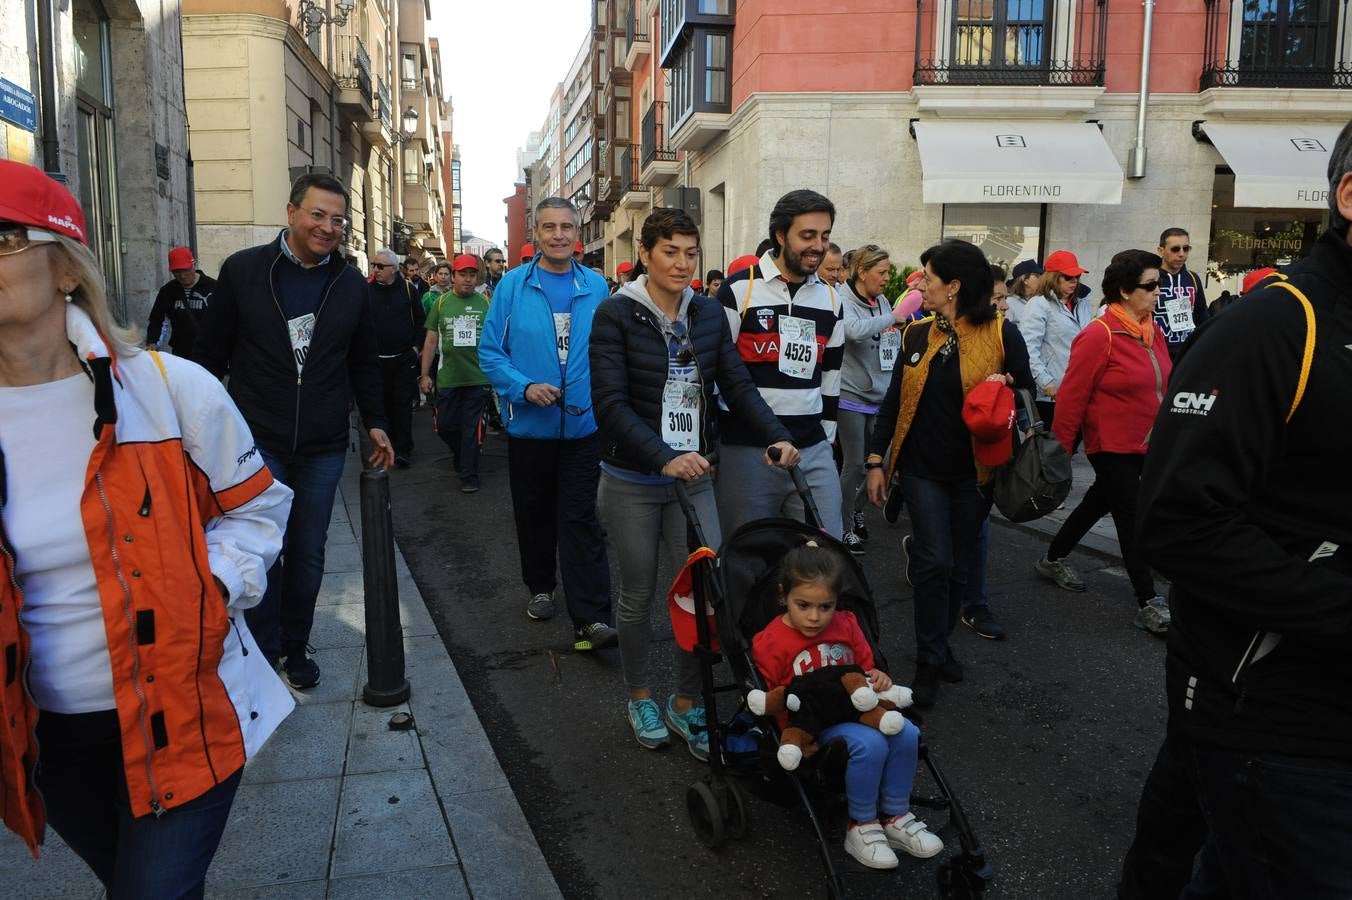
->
[766,446,824,532]
[674,451,719,549]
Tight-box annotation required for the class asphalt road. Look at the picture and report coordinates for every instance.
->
[387,418,1166,900]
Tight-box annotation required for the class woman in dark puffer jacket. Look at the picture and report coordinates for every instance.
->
[591,207,799,759]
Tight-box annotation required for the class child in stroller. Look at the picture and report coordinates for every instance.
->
[751,539,944,870]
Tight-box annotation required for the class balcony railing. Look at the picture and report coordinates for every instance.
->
[377,78,392,130]
[334,35,373,104]
[913,0,1107,86]
[1201,0,1352,88]
[401,77,421,94]
[641,101,677,169]
[620,144,637,194]
[627,0,649,51]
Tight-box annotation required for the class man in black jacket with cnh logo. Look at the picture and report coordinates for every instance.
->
[1119,118,1352,899]
[194,173,393,690]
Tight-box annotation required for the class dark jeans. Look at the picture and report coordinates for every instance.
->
[434,385,489,481]
[1036,399,1056,429]
[506,433,611,628]
[961,516,991,615]
[1048,452,1155,605]
[1181,743,1352,899]
[900,472,992,666]
[36,710,242,899]
[246,447,346,662]
[1117,734,1208,900]
[379,351,418,458]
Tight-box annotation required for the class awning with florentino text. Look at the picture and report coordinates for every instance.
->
[1199,121,1342,209]
[913,120,1124,205]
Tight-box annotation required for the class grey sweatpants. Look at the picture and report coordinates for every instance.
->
[715,441,844,540]
[837,408,876,531]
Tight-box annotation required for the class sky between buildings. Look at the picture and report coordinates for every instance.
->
[430,0,590,250]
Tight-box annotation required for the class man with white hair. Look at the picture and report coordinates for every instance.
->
[368,248,425,467]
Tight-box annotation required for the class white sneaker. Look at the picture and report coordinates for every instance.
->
[883,812,944,858]
[844,822,899,869]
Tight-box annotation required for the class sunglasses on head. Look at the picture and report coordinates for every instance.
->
[1168,245,1192,253]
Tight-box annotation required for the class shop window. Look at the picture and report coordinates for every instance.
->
[1206,171,1326,292]
[940,203,1044,273]
[953,0,1048,70]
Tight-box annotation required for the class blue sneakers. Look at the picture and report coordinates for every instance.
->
[664,697,710,762]
[627,698,670,750]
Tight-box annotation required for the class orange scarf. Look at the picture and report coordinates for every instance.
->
[1107,303,1153,347]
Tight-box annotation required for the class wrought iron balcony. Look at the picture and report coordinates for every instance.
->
[334,35,373,110]
[1201,0,1352,88]
[641,101,677,170]
[377,78,392,130]
[913,0,1107,87]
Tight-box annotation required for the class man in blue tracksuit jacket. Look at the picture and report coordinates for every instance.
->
[479,197,616,651]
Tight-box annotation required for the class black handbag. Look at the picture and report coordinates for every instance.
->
[993,390,1072,523]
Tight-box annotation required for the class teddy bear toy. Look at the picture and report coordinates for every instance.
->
[746,664,914,771]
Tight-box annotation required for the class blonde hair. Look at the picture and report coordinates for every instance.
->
[54,235,142,356]
[849,244,891,284]
[1035,270,1065,301]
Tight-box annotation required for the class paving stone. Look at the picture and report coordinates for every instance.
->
[242,700,350,784]
[288,646,363,707]
[308,603,367,651]
[326,865,469,900]
[324,541,364,575]
[208,878,327,899]
[316,571,366,607]
[442,788,562,900]
[345,700,423,775]
[330,770,457,878]
[206,777,340,889]
[0,829,103,899]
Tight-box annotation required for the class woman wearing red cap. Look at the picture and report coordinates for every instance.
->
[1032,250,1172,633]
[0,161,294,893]
[1017,249,1095,428]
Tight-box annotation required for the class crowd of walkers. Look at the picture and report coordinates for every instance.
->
[2,111,1351,897]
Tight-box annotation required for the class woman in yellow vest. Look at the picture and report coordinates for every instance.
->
[864,240,1035,708]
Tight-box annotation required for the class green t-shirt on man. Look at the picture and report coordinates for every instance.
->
[425,291,491,389]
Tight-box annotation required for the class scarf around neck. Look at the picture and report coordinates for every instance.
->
[1106,302,1153,347]
[933,312,958,360]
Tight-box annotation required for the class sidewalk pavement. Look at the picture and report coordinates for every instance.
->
[0,448,562,900]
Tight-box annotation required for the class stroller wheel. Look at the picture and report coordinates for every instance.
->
[724,779,749,840]
[937,853,993,899]
[686,781,726,848]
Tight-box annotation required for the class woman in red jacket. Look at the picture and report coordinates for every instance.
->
[1032,250,1173,634]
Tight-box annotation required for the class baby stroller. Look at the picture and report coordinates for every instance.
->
[670,453,993,899]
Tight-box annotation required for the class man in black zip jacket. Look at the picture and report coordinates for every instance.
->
[194,173,393,690]
[1122,120,1352,898]
[367,247,424,466]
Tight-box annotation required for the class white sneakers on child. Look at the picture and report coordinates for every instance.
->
[883,812,944,858]
[844,822,898,869]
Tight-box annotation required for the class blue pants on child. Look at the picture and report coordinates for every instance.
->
[817,718,921,822]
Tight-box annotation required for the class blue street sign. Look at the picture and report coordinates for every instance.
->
[0,78,37,133]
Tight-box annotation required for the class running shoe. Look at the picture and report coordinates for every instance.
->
[627,698,670,750]
[663,697,710,762]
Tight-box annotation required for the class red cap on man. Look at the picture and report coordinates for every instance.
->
[452,254,479,272]
[726,254,759,276]
[962,381,1017,468]
[574,240,584,255]
[167,246,194,271]
[1042,250,1088,277]
[1241,266,1279,295]
[520,243,535,261]
[616,261,634,275]
[0,160,87,244]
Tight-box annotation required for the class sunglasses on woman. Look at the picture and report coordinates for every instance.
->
[0,224,58,256]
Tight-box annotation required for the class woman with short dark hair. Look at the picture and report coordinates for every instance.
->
[1032,250,1173,633]
[590,207,799,759]
[864,239,1034,707]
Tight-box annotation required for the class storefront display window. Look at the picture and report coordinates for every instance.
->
[941,203,1044,273]
[1207,172,1326,294]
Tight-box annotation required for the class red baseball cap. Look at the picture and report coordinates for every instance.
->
[452,254,479,272]
[616,260,633,274]
[574,240,584,253]
[906,269,925,287]
[667,547,720,653]
[691,278,703,291]
[0,160,87,244]
[1241,266,1278,295]
[520,243,535,260]
[168,246,194,271]
[1043,250,1087,277]
[962,381,1016,468]
[726,254,759,276]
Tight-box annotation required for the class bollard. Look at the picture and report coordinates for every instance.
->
[360,468,411,707]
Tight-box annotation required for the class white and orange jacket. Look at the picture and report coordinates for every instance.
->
[0,306,295,855]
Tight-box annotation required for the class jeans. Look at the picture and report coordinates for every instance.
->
[434,385,489,481]
[379,351,418,458]
[817,719,922,823]
[716,441,844,540]
[899,473,992,666]
[837,408,876,530]
[246,447,346,662]
[1117,734,1207,900]
[598,473,718,700]
[1181,743,1352,899]
[1048,452,1156,605]
[506,433,611,628]
[35,710,242,899]
[960,517,992,615]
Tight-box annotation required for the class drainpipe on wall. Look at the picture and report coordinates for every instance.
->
[1126,0,1156,179]
[178,15,197,254]
[36,0,63,179]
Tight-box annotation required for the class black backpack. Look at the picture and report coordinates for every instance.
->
[993,390,1072,523]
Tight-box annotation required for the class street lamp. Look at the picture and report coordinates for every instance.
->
[401,106,419,137]
[297,0,354,35]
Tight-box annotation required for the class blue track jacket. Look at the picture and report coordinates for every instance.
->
[479,258,608,440]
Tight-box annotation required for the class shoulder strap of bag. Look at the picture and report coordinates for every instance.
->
[148,349,169,386]
[1266,280,1317,423]
[1093,316,1113,357]
[739,268,757,316]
